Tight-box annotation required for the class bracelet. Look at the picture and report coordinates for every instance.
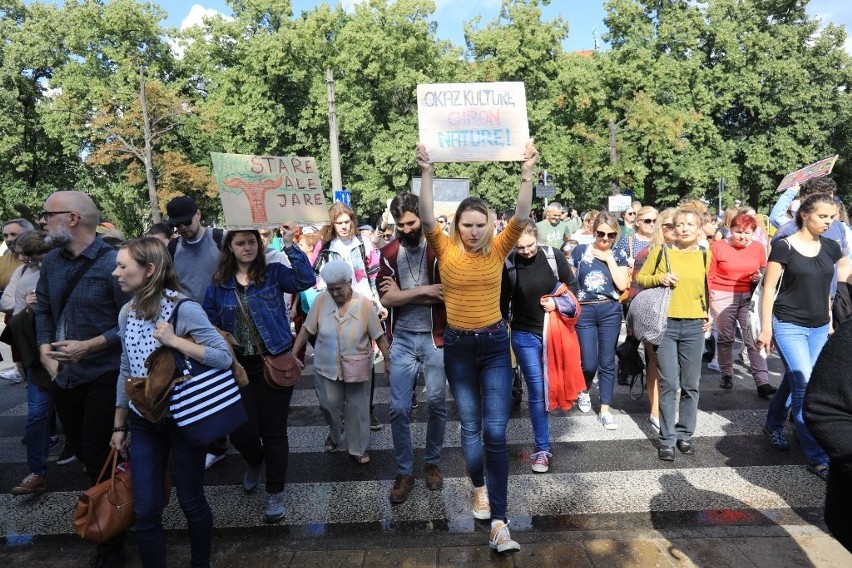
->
[521,176,533,183]
[112,426,129,433]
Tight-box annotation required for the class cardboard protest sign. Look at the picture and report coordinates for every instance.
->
[411,177,470,218]
[608,195,632,212]
[775,155,838,193]
[210,153,329,228]
[417,82,529,163]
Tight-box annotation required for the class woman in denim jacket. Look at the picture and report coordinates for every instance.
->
[203,228,314,523]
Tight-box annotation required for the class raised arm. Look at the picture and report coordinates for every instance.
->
[415,143,436,234]
[513,140,538,223]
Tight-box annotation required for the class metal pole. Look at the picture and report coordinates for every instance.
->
[326,69,343,191]
[718,176,724,214]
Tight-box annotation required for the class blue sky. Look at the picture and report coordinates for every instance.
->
[160,0,608,52]
[157,0,852,54]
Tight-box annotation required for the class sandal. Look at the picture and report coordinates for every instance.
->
[324,436,338,452]
[350,453,370,465]
[806,463,829,481]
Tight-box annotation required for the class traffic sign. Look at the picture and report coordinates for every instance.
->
[333,190,351,207]
[536,184,556,198]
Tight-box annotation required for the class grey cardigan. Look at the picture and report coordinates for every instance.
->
[115,297,232,410]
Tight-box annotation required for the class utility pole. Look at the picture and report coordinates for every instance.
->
[326,68,343,191]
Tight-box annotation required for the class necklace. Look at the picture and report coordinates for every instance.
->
[403,245,426,286]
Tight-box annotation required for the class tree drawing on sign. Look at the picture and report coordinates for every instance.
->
[221,177,283,224]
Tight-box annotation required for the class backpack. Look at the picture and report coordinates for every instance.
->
[504,246,559,289]
[312,234,369,275]
[168,228,225,258]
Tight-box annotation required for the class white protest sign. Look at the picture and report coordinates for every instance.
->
[210,153,329,229]
[608,195,633,212]
[417,82,529,163]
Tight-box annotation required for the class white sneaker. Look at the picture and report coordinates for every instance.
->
[204,453,225,470]
[707,359,720,372]
[647,414,660,431]
[599,412,618,430]
[489,520,520,553]
[0,368,22,384]
[472,486,490,520]
[577,392,591,413]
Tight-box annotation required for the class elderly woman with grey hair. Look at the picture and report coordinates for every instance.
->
[292,259,390,464]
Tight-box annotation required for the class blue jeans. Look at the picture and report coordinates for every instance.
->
[25,372,53,477]
[443,323,512,522]
[511,330,550,452]
[389,331,447,475]
[655,318,704,447]
[575,301,622,406]
[765,318,830,467]
[129,413,212,568]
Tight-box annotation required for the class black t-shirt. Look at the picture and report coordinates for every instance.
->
[770,236,841,327]
[500,247,578,336]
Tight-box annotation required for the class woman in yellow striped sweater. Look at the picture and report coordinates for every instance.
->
[415,140,536,554]
[637,208,712,462]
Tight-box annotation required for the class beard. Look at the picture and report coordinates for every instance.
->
[45,225,73,248]
[399,226,423,248]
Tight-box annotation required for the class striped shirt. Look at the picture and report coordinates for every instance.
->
[425,217,524,329]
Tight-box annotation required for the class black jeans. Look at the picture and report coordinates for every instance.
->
[52,370,125,556]
[229,354,294,494]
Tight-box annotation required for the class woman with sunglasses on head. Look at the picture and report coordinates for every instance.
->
[569,212,630,429]
[571,210,599,245]
[203,228,315,523]
[637,208,712,461]
[110,237,233,567]
[415,139,537,554]
[758,193,842,481]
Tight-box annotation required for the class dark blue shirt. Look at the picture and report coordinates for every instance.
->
[569,244,629,302]
[36,237,131,388]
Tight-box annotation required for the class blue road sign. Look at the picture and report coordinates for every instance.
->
[333,190,351,207]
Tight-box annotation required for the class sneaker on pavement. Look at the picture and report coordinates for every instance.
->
[424,463,444,490]
[264,492,286,523]
[763,427,790,450]
[530,451,552,473]
[204,453,225,470]
[577,391,591,413]
[243,463,263,493]
[370,413,382,431]
[0,368,22,383]
[720,375,734,389]
[806,463,829,482]
[11,473,47,495]
[56,444,77,465]
[88,549,125,568]
[756,383,777,397]
[599,412,618,430]
[489,520,520,553]
[472,486,490,520]
[707,359,720,372]
[389,474,415,504]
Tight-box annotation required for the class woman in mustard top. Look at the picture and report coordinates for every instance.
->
[415,140,536,554]
[637,208,712,462]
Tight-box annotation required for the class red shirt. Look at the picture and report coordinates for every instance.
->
[708,239,766,293]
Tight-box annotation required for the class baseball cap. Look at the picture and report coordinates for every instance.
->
[358,224,373,232]
[165,197,198,226]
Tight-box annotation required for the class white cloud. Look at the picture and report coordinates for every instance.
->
[180,4,232,30]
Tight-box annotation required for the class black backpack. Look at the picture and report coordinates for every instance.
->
[168,227,225,258]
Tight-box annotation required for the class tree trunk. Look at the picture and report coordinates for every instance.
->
[609,119,620,195]
[139,65,161,222]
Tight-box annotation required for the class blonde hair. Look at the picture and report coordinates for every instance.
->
[451,197,496,255]
[592,211,621,249]
[635,205,657,219]
[649,208,677,249]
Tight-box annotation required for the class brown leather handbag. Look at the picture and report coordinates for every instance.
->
[234,290,301,389]
[74,448,133,544]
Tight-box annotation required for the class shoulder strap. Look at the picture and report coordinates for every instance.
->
[701,248,709,314]
[356,234,368,269]
[628,235,634,260]
[543,246,558,279]
[58,246,110,318]
[233,289,265,354]
[167,238,177,258]
[168,298,189,327]
[504,250,518,289]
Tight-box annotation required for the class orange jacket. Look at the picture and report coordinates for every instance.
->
[541,284,585,411]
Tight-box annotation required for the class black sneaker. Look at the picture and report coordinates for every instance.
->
[676,439,696,454]
[56,444,77,465]
[757,384,777,397]
[720,375,733,389]
[658,446,675,461]
[370,413,382,431]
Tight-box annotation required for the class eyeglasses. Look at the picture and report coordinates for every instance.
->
[662,223,675,230]
[39,210,73,220]
[174,220,194,228]
[596,231,618,239]
[624,211,636,216]
[639,218,657,225]
[382,233,393,240]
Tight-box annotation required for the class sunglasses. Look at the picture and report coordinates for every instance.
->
[596,231,618,239]
[624,211,636,216]
[639,218,656,225]
[662,223,675,230]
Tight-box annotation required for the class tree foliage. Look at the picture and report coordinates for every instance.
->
[1,0,850,231]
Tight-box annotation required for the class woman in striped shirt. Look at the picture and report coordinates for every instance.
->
[415,140,536,554]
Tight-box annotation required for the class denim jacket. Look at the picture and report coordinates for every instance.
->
[203,246,315,355]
